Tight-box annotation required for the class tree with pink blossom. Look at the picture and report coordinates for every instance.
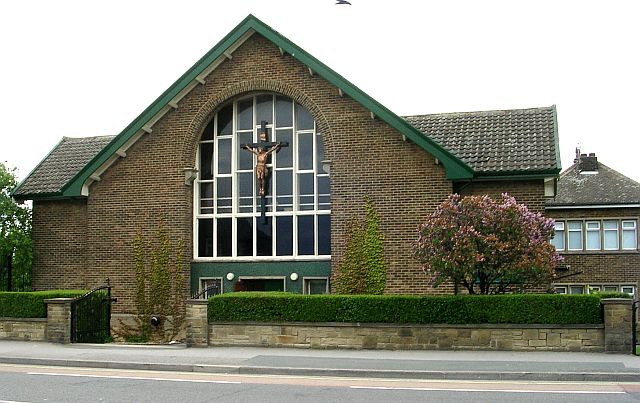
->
[414,194,562,294]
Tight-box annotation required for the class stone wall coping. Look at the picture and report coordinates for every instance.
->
[43,298,75,304]
[186,299,209,305]
[601,298,633,306]
[0,317,47,323]
[210,321,604,329]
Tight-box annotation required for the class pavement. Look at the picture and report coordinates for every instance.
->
[0,340,639,382]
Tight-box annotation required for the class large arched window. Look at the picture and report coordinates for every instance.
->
[195,94,330,259]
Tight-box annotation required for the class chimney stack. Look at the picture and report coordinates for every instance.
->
[577,152,598,172]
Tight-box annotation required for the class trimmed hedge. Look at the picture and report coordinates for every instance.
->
[208,292,631,325]
[0,290,87,318]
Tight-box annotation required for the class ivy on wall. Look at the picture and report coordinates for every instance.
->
[335,196,387,294]
[130,218,186,342]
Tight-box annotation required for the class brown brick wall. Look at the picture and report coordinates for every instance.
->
[455,179,547,212]
[31,200,88,290]
[546,207,640,289]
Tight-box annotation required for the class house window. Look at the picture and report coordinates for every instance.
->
[551,219,637,252]
[199,278,223,299]
[603,220,619,250]
[551,222,565,251]
[569,285,585,294]
[195,94,331,259]
[622,221,637,250]
[303,277,329,294]
[567,221,583,251]
[585,221,601,250]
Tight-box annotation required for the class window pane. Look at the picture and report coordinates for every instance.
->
[554,286,567,294]
[202,120,214,141]
[216,177,232,214]
[317,175,330,210]
[257,217,273,256]
[551,227,565,250]
[238,132,254,170]
[603,285,618,292]
[276,96,293,127]
[200,182,214,214]
[237,98,253,130]
[318,214,331,255]
[237,172,253,213]
[570,285,584,294]
[216,218,232,257]
[622,221,636,249]
[276,170,293,211]
[237,217,253,256]
[276,216,293,256]
[586,221,600,250]
[604,220,619,250]
[198,219,213,257]
[296,103,314,130]
[275,129,293,168]
[217,138,232,174]
[256,94,273,125]
[316,134,325,173]
[297,133,313,170]
[306,279,328,295]
[217,105,233,135]
[298,215,315,255]
[298,173,314,211]
[200,143,213,180]
[568,221,582,250]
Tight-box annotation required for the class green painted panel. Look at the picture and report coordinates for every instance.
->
[190,260,331,295]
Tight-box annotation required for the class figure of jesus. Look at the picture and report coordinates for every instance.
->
[242,131,282,196]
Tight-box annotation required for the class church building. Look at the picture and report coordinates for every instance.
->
[12,15,561,312]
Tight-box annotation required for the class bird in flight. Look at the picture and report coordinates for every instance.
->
[336,0,351,4]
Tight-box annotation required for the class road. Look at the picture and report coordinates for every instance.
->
[0,364,639,402]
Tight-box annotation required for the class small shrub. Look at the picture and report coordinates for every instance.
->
[208,292,628,325]
[0,290,86,318]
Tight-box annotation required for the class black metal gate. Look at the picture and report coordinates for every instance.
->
[633,300,639,355]
[71,284,114,343]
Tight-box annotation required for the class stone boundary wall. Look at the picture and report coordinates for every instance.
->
[0,318,47,341]
[187,298,634,353]
[207,322,604,352]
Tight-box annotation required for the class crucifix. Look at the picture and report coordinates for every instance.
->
[241,121,289,222]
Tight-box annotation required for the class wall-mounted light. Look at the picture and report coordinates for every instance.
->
[290,273,299,281]
[321,160,332,175]
[226,272,235,281]
[183,167,199,186]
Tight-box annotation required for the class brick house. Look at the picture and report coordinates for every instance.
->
[12,15,562,313]
[546,151,640,296]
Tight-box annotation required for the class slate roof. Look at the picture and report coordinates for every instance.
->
[12,136,115,198]
[404,106,559,174]
[546,157,640,207]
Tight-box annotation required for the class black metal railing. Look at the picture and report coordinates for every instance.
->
[191,284,220,300]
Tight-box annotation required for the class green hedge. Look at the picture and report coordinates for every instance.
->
[208,292,631,325]
[0,290,87,318]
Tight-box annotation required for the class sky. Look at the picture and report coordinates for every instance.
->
[1,0,639,183]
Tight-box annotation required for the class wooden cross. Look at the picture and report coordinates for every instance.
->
[240,121,289,222]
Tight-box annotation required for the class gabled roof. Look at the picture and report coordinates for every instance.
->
[546,156,640,207]
[12,136,115,199]
[52,14,473,199]
[404,106,561,177]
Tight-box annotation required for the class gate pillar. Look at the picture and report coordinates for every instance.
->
[44,298,74,344]
[602,298,634,353]
[186,299,209,347]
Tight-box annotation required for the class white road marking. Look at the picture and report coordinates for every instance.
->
[0,400,32,403]
[27,372,241,384]
[350,386,626,394]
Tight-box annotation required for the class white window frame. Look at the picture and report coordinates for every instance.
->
[567,221,583,251]
[585,221,601,251]
[303,277,330,295]
[622,220,637,250]
[603,220,619,251]
[199,277,223,299]
[194,94,331,261]
[551,221,565,251]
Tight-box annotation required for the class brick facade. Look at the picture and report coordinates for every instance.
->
[29,34,549,312]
